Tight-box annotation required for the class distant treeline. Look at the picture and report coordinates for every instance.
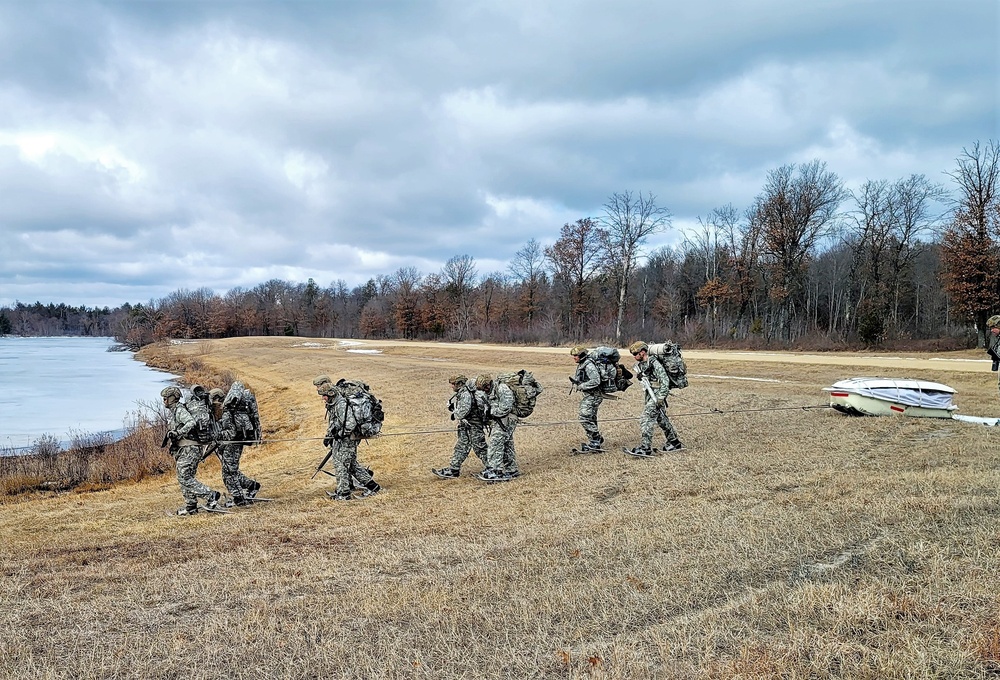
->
[3,143,998,351]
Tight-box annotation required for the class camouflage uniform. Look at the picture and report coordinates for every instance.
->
[485,379,520,476]
[314,376,374,488]
[987,315,1000,398]
[162,387,219,511]
[571,348,605,447]
[630,343,681,452]
[316,378,379,500]
[211,389,258,503]
[448,379,489,471]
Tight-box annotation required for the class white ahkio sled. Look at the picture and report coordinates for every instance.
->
[823,377,959,419]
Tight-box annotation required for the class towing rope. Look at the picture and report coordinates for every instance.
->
[198,403,833,444]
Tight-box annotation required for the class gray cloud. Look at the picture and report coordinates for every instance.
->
[0,0,995,307]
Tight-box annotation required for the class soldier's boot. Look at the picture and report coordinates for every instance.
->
[325,490,352,501]
[359,480,381,498]
[627,446,655,458]
[245,480,261,499]
[432,467,461,479]
[225,495,251,508]
[663,439,686,452]
[205,490,222,510]
[176,502,199,516]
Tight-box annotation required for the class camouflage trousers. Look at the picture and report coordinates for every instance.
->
[640,397,679,449]
[450,420,488,470]
[578,392,604,442]
[219,443,257,499]
[486,417,519,474]
[174,444,214,503]
[331,439,374,496]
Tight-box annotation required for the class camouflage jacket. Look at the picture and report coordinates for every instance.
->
[166,403,198,443]
[633,355,671,400]
[449,382,487,425]
[573,357,603,394]
[488,381,516,423]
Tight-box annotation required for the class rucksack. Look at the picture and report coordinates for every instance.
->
[496,370,543,418]
[186,385,218,444]
[337,379,384,438]
[647,341,688,389]
[590,346,633,393]
[222,381,261,443]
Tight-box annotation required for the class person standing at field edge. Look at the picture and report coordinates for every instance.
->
[161,386,222,515]
[628,341,684,456]
[986,315,1000,399]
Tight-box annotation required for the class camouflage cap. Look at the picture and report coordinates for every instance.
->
[191,384,207,398]
[448,374,468,385]
[312,375,332,387]
[475,374,493,391]
[209,388,225,402]
[988,315,1000,329]
[316,382,339,397]
[160,386,182,400]
[628,341,648,355]
[570,346,588,357]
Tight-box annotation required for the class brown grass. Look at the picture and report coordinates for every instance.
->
[1,337,999,678]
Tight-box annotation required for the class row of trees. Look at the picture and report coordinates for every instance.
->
[3,141,998,350]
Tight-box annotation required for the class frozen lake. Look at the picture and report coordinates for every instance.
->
[0,336,180,450]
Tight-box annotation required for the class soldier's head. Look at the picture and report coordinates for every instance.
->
[988,315,1000,333]
[475,374,494,393]
[160,386,181,407]
[191,384,209,402]
[628,341,648,361]
[209,388,225,404]
[316,382,339,402]
[448,374,468,392]
[570,346,588,364]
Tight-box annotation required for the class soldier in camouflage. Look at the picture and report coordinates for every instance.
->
[986,315,1000,398]
[570,347,605,451]
[432,374,489,479]
[628,341,684,456]
[209,388,260,507]
[161,386,222,515]
[477,374,520,482]
[313,375,375,491]
[315,377,381,501]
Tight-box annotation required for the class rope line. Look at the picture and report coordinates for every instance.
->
[201,404,833,444]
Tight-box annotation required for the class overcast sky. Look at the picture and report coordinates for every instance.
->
[0,0,996,308]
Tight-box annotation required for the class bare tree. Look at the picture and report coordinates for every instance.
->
[509,238,547,327]
[600,191,671,343]
[749,161,846,340]
[942,140,1000,342]
[545,218,604,339]
[443,254,478,339]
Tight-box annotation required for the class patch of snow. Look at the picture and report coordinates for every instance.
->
[692,374,783,383]
[346,349,382,355]
[294,342,331,348]
[338,340,364,346]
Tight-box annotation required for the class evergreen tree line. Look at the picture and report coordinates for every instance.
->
[3,142,997,351]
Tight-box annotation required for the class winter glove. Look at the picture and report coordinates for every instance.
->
[450,413,455,420]
[323,436,333,448]
[167,430,178,441]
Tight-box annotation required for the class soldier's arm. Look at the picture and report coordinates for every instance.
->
[174,406,198,439]
[491,384,514,418]
[577,361,602,392]
[453,389,473,421]
[650,358,671,399]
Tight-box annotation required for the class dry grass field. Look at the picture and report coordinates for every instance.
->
[2,337,1000,679]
